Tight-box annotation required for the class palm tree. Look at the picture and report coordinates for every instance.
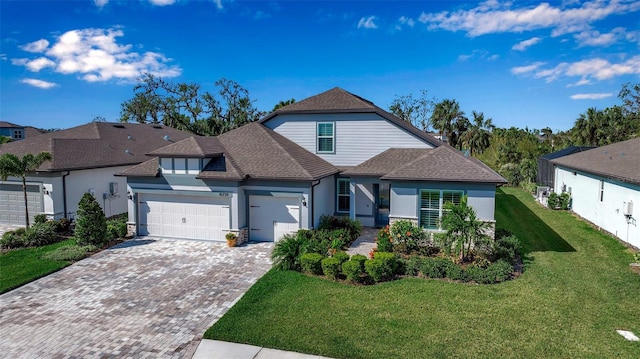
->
[463,111,494,156]
[430,99,467,148]
[0,152,52,228]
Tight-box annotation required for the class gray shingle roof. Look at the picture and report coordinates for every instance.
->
[351,146,507,183]
[147,136,225,157]
[0,122,192,171]
[551,137,640,185]
[260,87,442,147]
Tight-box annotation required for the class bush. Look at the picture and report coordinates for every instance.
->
[405,256,424,276]
[374,251,400,275]
[1,230,26,249]
[559,192,571,210]
[419,257,450,279]
[317,215,362,243]
[342,260,364,283]
[493,235,521,264]
[467,260,514,284]
[34,214,48,224]
[389,220,424,254]
[74,193,107,246]
[321,257,342,280]
[23,222,58,247]
[365,259,393,282]
[300,253,324,275]
[272,233,307,271]
[375,225,393,252]
[445,262,467,281]
[54,218,71,233]
[494,228,513,240]
[43,245,96,262]
[634,252,640,262]
[332,251,350,265]
[106,220,127,240]
[350,254,367,270]
[303,229,349,255]
[547,192,559,209]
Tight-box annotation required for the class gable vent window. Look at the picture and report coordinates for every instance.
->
[317,122,335,153]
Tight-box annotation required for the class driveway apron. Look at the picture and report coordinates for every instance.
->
[0,238,273,358]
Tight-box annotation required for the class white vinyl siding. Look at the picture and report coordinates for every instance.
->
[317,122,335,153]
[264,113,433,166]
[419,190,463,230]
[337,179,350,213]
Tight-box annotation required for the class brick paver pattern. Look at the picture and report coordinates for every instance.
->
[0,238,273,358]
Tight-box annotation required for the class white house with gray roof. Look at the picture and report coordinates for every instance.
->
[552,138,640,248]
[121,88,506,243]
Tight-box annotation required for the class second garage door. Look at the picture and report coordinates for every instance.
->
[139,193,230,241]
[0,183,43,225]
[249,195,300,242]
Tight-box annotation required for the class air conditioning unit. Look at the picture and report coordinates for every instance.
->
[623,201,633,216]
[109,182,119,195]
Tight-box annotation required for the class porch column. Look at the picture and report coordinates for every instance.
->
[349,179,356,220]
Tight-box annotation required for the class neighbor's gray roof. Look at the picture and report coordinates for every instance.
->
[540,146,595,160]
[0,122,192,171]
[120,122,339,181]
[0,121,23,128]
[346,146,507,183]
[259,87,442,147]
[551,137,640,185]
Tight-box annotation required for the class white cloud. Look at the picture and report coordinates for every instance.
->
[93,0,109,8]
[20,78,57,89]
[357,16,378,29]
[512,37,541,51]
[513,56,640,84]
[20,39,49,53]
[395,16,415,30]
[12,28,182,83]
[574,27,625,46]
[458,49,499,62]
[149,0,175,6]
[212,0,223,10]
[570,92,614,99]
[418,0,640,37]
[511,62,546,75]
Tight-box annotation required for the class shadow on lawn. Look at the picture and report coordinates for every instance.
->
[496,189,575,254]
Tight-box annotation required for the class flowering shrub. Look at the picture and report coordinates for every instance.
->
[389,220,424,254]
[375,225,393,252]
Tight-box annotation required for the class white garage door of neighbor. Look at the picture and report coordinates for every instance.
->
[0,183,43,225]
[139,194,230,241]
[249,195,300,242]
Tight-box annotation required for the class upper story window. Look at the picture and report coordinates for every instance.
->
[317,122,335,153]
[419,190,463,230]
[160,158,203,175]
[12,130,23,139]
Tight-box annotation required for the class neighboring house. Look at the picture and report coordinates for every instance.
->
[537,146,595,188]
[121,88,506,243]
[552,138,639,248]
[0,122,192,225]
[1,121,47,142]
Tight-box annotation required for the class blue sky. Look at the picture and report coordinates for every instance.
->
[1,0,639,132]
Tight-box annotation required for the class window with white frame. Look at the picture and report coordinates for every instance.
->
[160,158,202,174]
[12,130,23,139]
[419,190,463,230]
[337,178,350,213]
[317,122,335,153]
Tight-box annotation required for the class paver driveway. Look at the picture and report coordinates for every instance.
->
[0,238,273,358]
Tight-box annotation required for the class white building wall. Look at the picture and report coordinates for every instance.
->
[555,167,640,248]
[264,113,433,166]
[312,175,335,227]
[64,166,131,218]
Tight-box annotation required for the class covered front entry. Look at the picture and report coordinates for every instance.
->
[249,195,300,242]
[138,193,230,241]
[0,182,43,225]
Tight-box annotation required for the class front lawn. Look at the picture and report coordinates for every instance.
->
[0,238,76,294]
[205,187,640,358]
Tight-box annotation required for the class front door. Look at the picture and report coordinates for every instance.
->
[374,183,390,227]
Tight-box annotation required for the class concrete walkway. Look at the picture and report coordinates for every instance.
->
[346,227,378,256]
[0,237,273,358]
[192,340,334,359]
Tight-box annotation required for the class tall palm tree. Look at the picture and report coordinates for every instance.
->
[463,111,494,155]
[0,152,52,228]
[430,99,467,148]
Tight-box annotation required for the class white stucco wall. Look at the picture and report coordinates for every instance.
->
[312,175,335,227]
[64,166,130,218]
[263,113,433,166]
[555,167,639,248]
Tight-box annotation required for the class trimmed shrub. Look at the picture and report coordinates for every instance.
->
[342,260,364,283]
[445,262,467,281]
[419,257,451,279]
[350,254,367,270]
[272,233,307,271]
[300,253,324,275]
[405,256,424,276]
[374,251,400,274]
[493,235,521,264]
[486,260,513,283]
[23,222,58,247]
[74,193,108,246]
[365,259,393,282]
[106,220,127,240]
[333,251,350,265]
[317,215,362,242]
[55,218,71,233]
[43,245,96,262]
[375,225,393,252]
[547,192,559,209]
[559,192,571,210]
[1,230,26,249]
[321,257,342,280]
[34,214,48,224]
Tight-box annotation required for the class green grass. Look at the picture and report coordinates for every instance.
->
[205,187,640,358]
[0,238,76,293]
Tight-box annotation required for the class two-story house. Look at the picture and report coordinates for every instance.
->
[121,88,506,242]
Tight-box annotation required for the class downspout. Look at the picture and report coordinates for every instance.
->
[62,171,70,219]
[310,179,321,228]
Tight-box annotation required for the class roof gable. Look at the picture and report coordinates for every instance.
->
[147,136,225,158]
[551,138,640,185]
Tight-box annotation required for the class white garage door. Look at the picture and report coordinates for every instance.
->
[0,183,43,225]
[139,193,230,241]
[249,195,300,242]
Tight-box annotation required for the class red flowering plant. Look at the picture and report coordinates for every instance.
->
[389,220,424,254]
[375,225,393,252]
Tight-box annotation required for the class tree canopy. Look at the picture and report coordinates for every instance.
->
[389,89,434,131]
[119,74,263,136]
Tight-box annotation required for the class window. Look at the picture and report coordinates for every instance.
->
[337,179,350,213]
[12,130,23,139]
[317,122,335,153]
[160,158,202,174]
[419,190,463,230]
[599,180,604,202]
